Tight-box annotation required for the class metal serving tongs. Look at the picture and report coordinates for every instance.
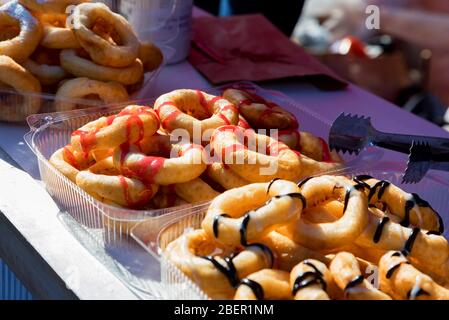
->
[329,113,449,155]
[403,141,449,184]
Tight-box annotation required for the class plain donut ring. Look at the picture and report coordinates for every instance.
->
[60,48,143,85]
[55,77,129,111]
[72,2,140,67]
[19,0,88,13]
[164,229,273,299]
[279,175,369,250]
[202,179,305,247]
[23,47,69,86]
[154,89,239,139]
[139,42,163,72]
[0,1,42,62]
[0,55,41,122]
[37,13,80,49]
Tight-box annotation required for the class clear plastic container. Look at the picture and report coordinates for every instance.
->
[131,164,449,300]
[0,45,173,123]
[25,82,383,242]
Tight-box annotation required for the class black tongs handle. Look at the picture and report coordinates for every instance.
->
[373,130,449,157]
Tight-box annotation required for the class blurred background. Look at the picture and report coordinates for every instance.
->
[195,0,449,130]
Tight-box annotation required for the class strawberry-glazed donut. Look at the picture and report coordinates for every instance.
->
[223,88,298,130]
[87,156,120,176]
[164,229,273,299]
[202,179,305,247]
[0,1,42,62]
[76,170,158,208]
[211,125,340,183]
[113,140,207,186]
[49,145,91,182]
[279,130,342,163]
[71,105,159,157]
[154,89,239,140]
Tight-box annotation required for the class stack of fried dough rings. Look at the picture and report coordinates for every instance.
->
[0,0,163,122]
[165,175,449,300]
[49,89,343,229]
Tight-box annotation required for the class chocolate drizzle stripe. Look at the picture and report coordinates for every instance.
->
[402,228,420,256]
[303,260,323,276]
[297,177,313,189]
[344,275,364,293]
[354,175,373,182]
[266,178,280,194]
[407,287,430,300]
[402,193,443,234]
[343,188,351,213]
[411,193,444,234]
[292,271,326,295]
[213,214,230,238]
[368,180,390,201]
[401,200,414,228]
[373,216,390,243]
[239,279,264,300]
[285,192,307,208]
[202,255,239,287]
[377,181,390,199]
[386,263,403,279]
[240,213,251,246]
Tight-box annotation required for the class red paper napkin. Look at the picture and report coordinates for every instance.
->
[189,14,347,88]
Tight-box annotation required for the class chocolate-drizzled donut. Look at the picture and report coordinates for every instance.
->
[234,269,291,300]
[330,252,392,300]
[379,251,449,300]
[165,230,273,299]
[353,175,443,234]
[202,179,304,247]
[290,259,332,300]
[280,175,369,250]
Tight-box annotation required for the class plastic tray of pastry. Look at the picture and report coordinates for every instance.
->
[131,163,449,300]
[25,82,383,241]
[0,46,170,123]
